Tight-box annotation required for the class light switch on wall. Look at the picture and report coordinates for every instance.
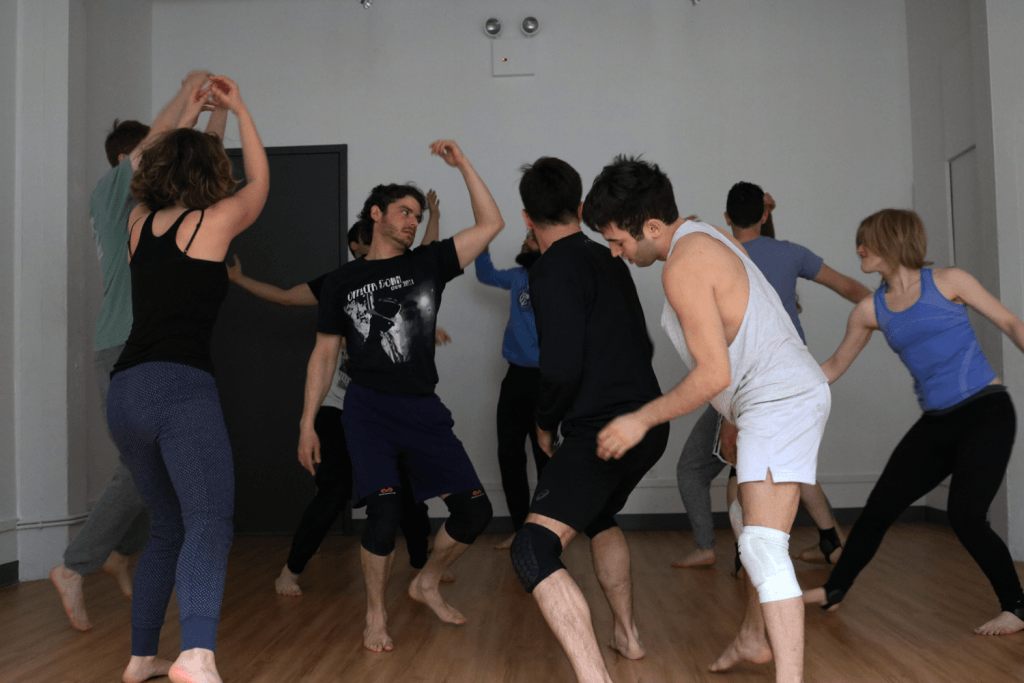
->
[492,39,536,77]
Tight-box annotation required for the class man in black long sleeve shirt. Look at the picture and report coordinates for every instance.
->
[508,157,669,683]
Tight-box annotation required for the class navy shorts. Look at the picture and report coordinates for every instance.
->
[343,382,483,503]
[530,422,669,537]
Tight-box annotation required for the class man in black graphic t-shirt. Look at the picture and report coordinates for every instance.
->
[301,140,505,653]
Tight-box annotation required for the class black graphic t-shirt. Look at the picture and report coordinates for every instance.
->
[318,238,463,395]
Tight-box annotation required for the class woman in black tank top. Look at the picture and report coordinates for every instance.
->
[106,75,268,683]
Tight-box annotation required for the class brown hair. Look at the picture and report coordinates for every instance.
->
[130,128,237,211]
[856,208,932,271]
[104,119,150,167]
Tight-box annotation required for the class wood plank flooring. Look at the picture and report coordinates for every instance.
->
[2,523,1022,682]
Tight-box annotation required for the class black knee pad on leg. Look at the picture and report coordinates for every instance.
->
[362,489,402,556]
[510,523,565,593]
[443,489,493,545]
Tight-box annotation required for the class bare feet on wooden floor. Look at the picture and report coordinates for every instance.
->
[408,572,466,625]
[49,565,92,631]
[610,624,645,660]
[974,611,1024,635]
[493,534,516,550]
[363,610,394,652]
[274,565,302,596]
[122,655,173,683]
[708,628,773,672]
[169,648,222,683]
[801,587,840,612]
[671,547,716,568]
[102,550,134,598]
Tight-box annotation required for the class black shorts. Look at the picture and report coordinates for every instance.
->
[343,382,483,503]
[529,422,669,537]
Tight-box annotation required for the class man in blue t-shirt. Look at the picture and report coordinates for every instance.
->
[474,231,543,548]
[49,70,225,634]
[299,140,504,653]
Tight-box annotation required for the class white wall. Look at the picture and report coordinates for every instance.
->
[152,0,917,519]
[985,0,1024,558]
[0,0,21,571]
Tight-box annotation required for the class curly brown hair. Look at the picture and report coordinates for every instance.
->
[130,128,237,211]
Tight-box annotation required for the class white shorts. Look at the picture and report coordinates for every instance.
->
[734,382,831,485]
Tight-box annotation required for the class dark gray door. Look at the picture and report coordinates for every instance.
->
[212,145,347,534]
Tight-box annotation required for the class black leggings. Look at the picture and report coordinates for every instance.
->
[825,391,1023,611]
[286,407,432,573]
[496,363,545,531]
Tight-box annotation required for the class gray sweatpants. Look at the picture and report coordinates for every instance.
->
[63,345,150,576]
[676,404,726,549]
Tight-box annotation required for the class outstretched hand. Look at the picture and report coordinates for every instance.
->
[435,326,451,345]
[430,140,467,168]
[427,189,440,215]
[763,193,777,214]
[210,76,243,113]
[597,412,648,460]
[182,69,213,91]
[226,254,243,282]
[179,83,214,129]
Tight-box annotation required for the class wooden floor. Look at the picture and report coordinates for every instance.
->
[3,523,1023,682]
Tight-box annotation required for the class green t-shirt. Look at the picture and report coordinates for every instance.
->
[90,156,136,351]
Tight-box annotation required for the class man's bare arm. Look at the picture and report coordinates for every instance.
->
[813,264,872,303]
[420,189,441,246]
[227,256,317,307]
[429,140,504,268]
[297,334,341,475]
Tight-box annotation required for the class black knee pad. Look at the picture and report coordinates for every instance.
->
[443,488,493,545]
[510,523,565,593]
[361,489,402,556]
[584,514,618,539]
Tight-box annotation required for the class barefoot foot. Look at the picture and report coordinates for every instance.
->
[123,655,173,683]
[802,586,841,612]
[169,648,221,683]
[363,611,394,652]
[493,534,516,550]
[708,632,773,672]
[274,565,302,596]
[440,570,456,584]
[610,624,646,660]
[102,551,134,598]
[408,573,466,625]
[49,565,92,631]
[974,611,1024,636]
[671,547,716,568]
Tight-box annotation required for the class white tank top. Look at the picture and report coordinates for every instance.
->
[660,221,827,422]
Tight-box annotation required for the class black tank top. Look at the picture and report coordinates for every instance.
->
[112,209,229,377]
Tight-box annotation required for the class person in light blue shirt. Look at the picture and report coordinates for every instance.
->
[474,231,543,548]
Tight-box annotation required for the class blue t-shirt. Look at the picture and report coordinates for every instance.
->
[742,236,824,343]
[474,252,539,368]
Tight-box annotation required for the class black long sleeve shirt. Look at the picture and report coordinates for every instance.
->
[529,232,662,438]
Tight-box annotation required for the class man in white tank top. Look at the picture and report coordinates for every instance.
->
[582,156,831,683]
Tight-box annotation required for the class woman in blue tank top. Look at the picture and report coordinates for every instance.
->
[106,76,269,683]
[804,208,1024,636]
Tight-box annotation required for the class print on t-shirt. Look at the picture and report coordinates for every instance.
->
[344,279,437,365]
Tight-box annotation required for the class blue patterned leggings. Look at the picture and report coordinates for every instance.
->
[107,362,234,656]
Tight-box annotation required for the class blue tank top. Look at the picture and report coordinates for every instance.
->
[874,268,996,411]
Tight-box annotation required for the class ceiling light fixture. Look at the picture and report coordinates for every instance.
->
[484,18,502,38]
[521,16,539,37]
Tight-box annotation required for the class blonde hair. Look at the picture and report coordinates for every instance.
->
[855,209,932,271]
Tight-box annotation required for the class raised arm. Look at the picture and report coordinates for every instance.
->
[936,267,1024,354]
[820,297,877,384]
[204,76,270,239]
[814,264,872,303]
[205,104,229,141]
[474,248,516,289]
[597,239,732,460]
[297,333,342,475]
[226,255,317,307]
[420,189,441,246]
[429,140,504,268]
[130,69,212,170]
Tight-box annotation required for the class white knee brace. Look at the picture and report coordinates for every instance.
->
[737,525,801,603]
[728,499,744,540]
